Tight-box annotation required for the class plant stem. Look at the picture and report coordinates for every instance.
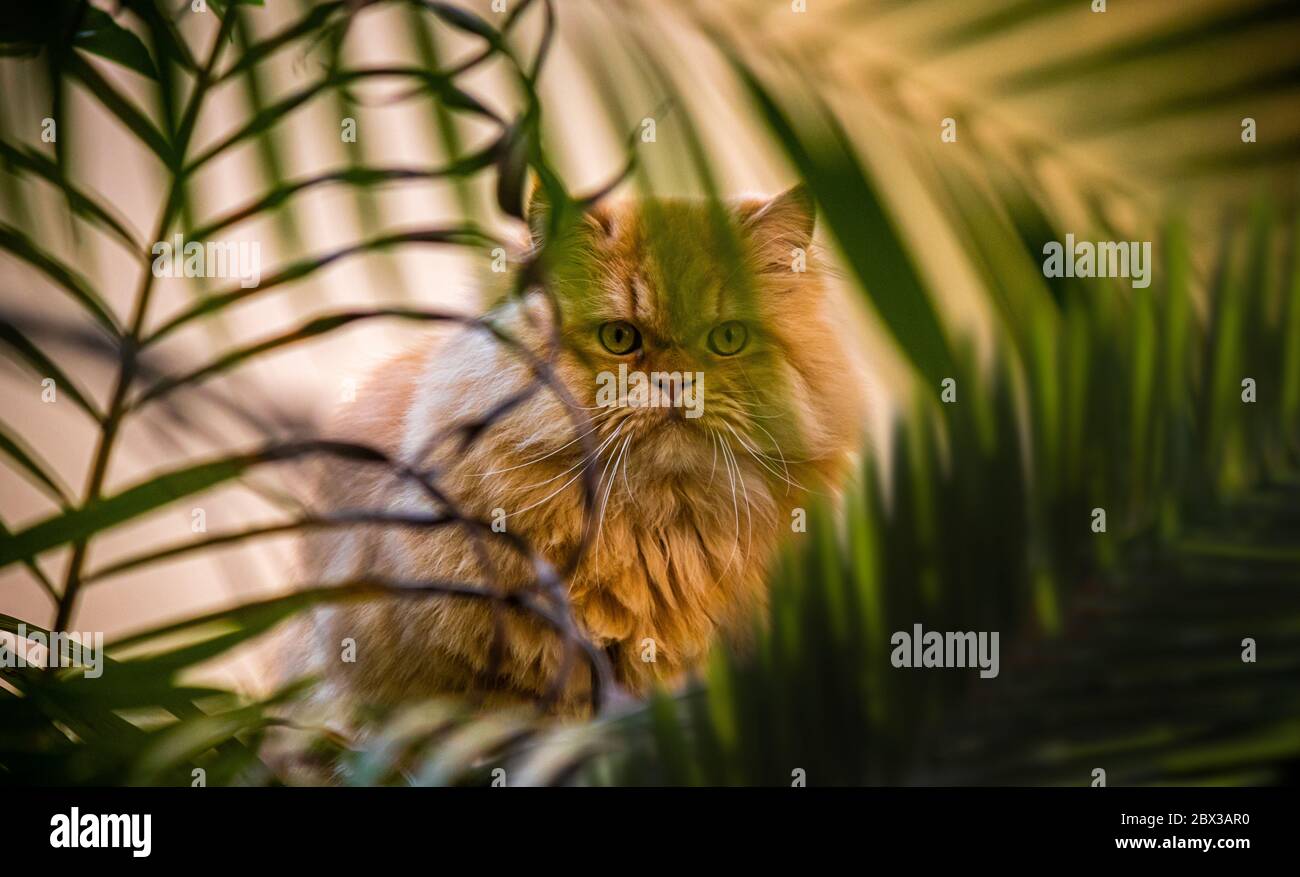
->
[53,13,236,634]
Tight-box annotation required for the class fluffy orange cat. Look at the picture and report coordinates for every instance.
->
[290,184,867,717]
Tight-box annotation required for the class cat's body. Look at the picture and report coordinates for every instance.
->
[288,186,868,719]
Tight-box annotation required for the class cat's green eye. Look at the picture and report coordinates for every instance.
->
[599,320,642,355]
[708,321,749,356]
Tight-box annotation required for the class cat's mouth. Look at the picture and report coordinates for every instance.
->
[639,406,696,432]
[617,411,717,471]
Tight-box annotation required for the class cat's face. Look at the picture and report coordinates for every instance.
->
[529,186,857,484]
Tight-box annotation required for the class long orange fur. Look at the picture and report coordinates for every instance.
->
[290,185,867,717]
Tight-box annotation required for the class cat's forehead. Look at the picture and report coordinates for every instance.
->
[608,197,743,258]
[599,199,762,331]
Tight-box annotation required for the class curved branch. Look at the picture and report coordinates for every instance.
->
[141,229,496,348]
[184,67,504,177]
[83,510,459,583]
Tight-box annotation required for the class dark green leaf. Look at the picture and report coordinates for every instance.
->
[73,7,157,80]
[0,441,386,568]
[0,225,120,334]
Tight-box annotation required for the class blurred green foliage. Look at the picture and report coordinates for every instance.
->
[1,0,1298,786]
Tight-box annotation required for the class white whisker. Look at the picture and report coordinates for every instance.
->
[715,429,741,581]
[727,422,803,494]
[507,422,623,518]
[620,437,637,508]
[469,407,617,476]
[750,421,802,471]
[594,432,631,563]
[509,422,625,492]
[706,428,719,489]
[598,435,631,535]
[721,436,753,566]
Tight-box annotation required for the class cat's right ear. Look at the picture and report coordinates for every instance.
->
[526,178,614,247]
[525,173,549,247]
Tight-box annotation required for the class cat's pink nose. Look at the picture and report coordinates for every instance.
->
[651,372,693,406]
[651,373,675,405]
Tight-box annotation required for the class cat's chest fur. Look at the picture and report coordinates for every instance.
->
[531,462,782,689]
[383,325,791,695]
[353,447,783,705]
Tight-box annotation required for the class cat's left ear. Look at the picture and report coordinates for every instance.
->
[738,183,816,256]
